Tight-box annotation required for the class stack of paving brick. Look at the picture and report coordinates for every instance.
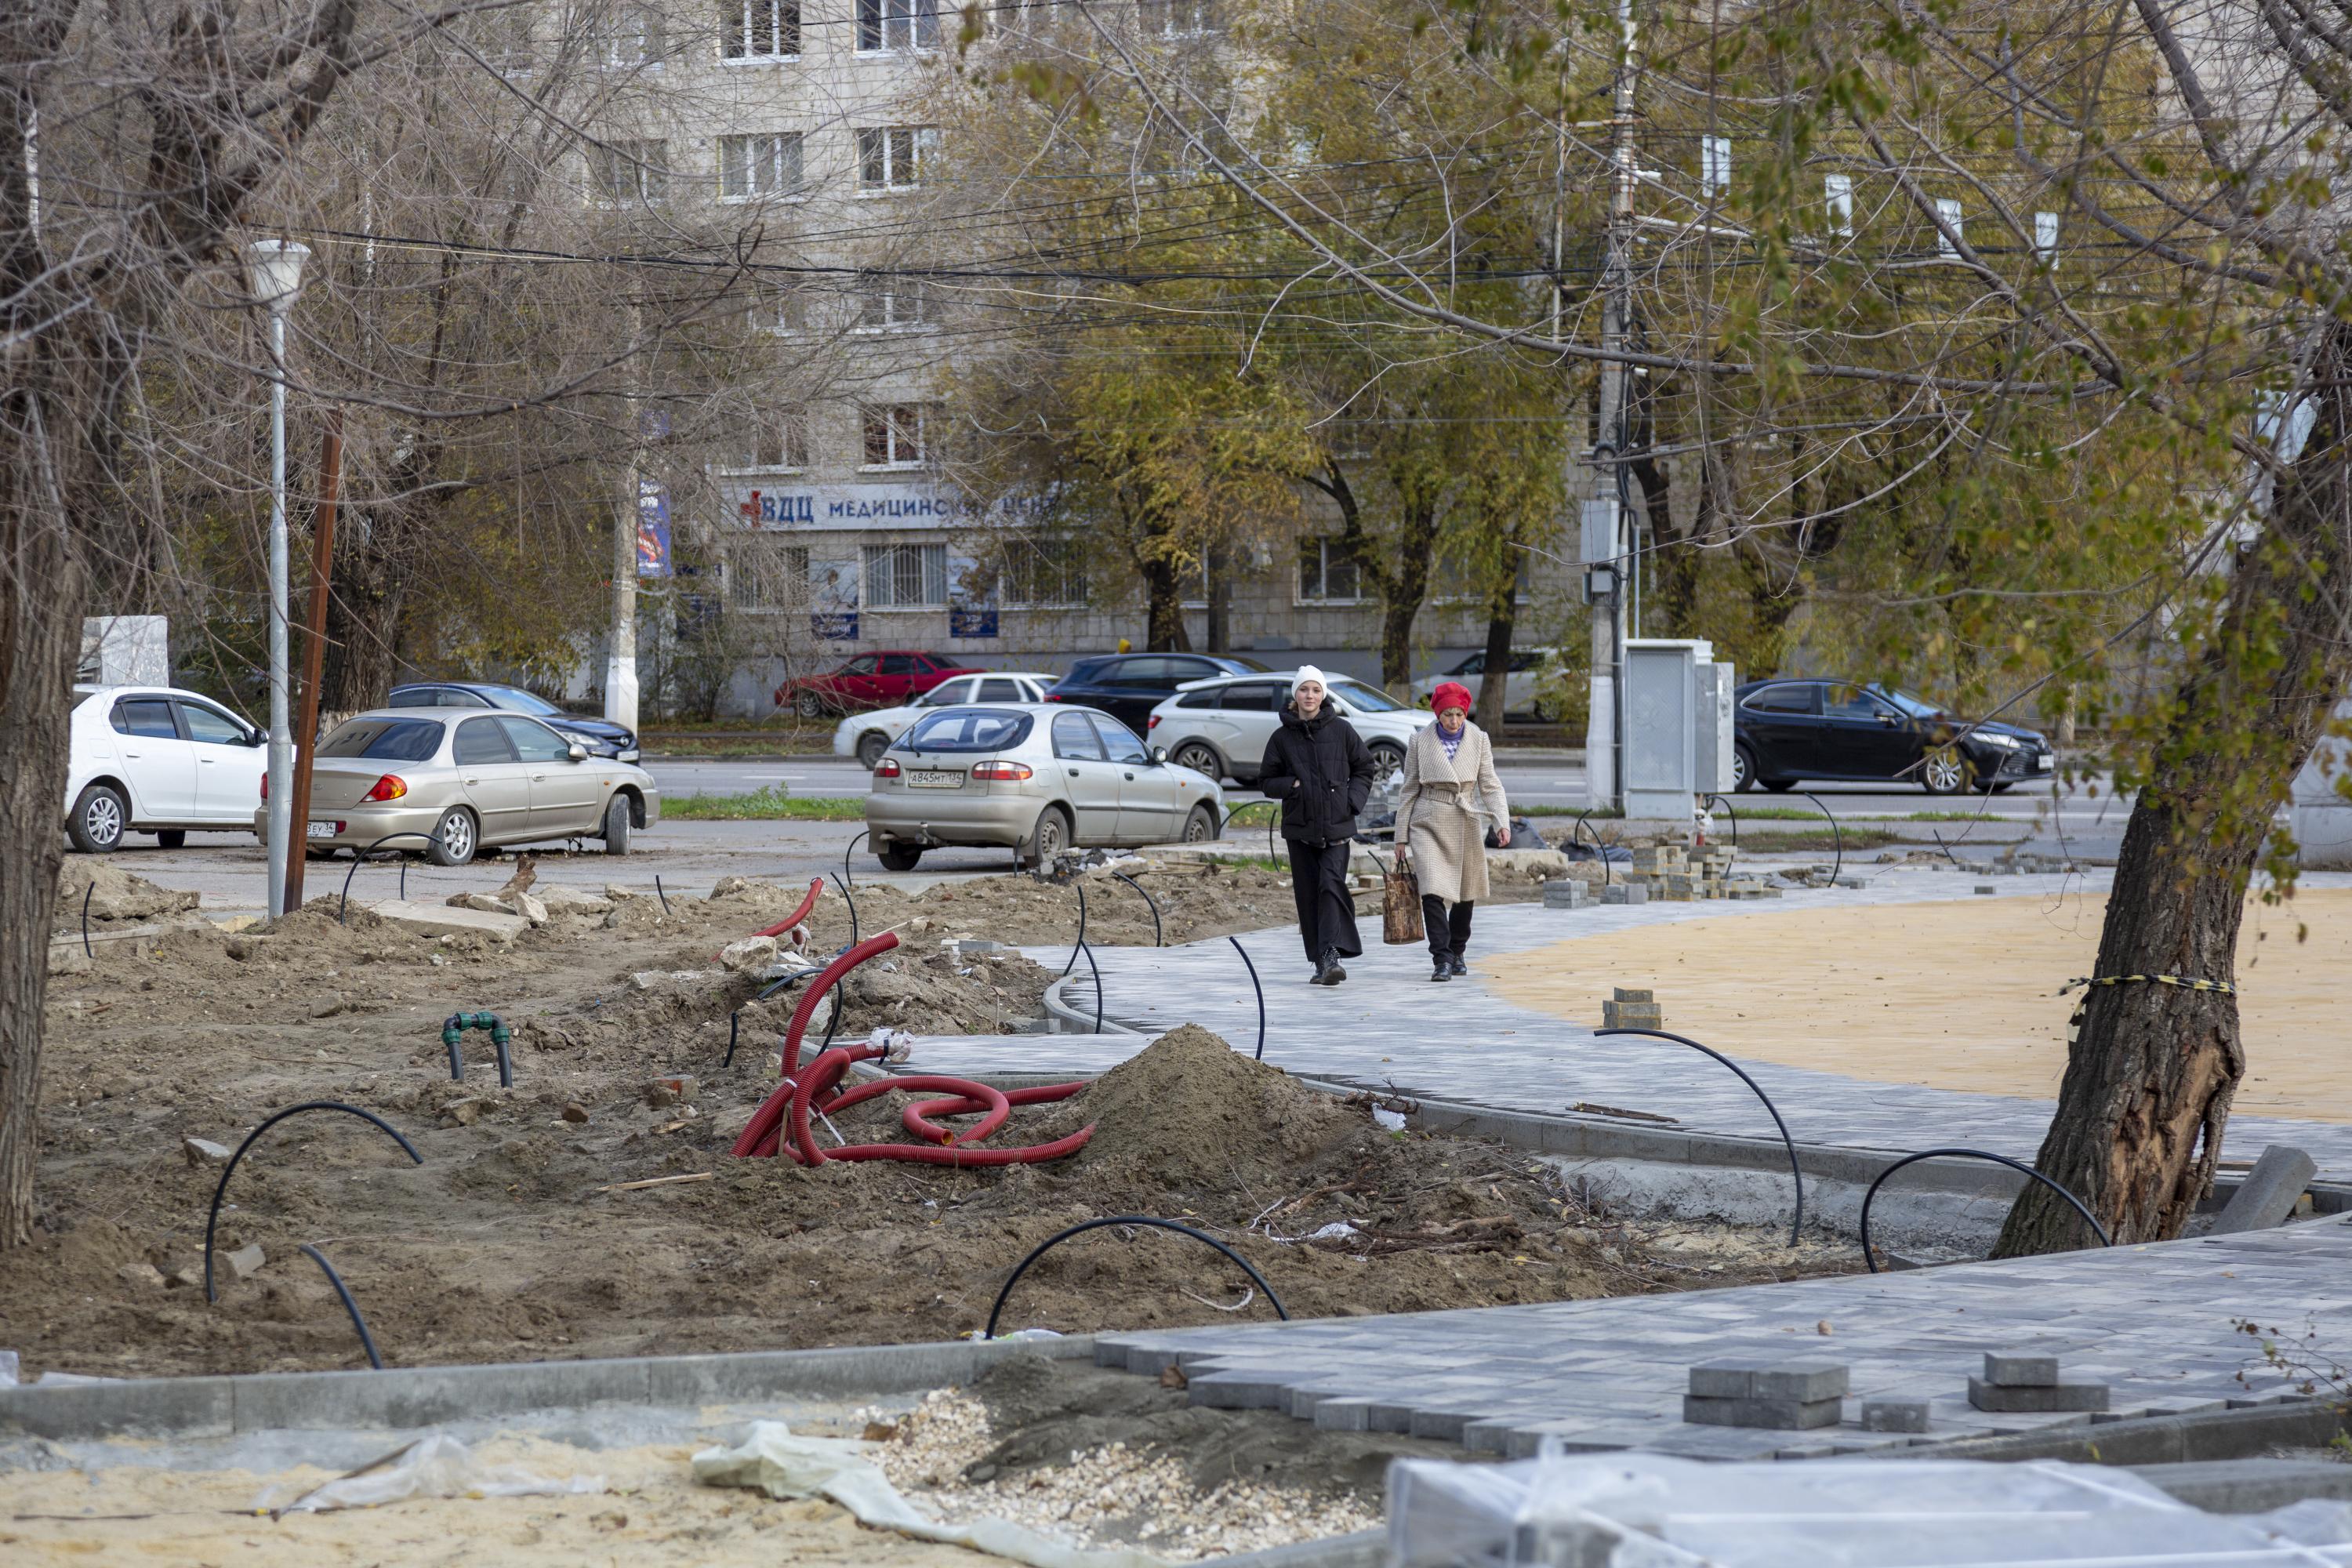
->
[1683,1359,1849,1429]
[1968,1352,2109,1413]
[1600,987,1661,1029]
[1542,878,1595,910]
[1599,882,1650,905]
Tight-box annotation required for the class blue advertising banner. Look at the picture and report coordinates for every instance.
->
[636,478,673,577]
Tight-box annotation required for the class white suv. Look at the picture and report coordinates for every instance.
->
[1144,671,1432,785]
[64,685,267,852]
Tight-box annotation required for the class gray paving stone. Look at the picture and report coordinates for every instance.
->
[1683,1393,1842,1430]
[1982,1352,2060,1387]
[1967,1377,2111,1414]
[1860,1399,1930,1433]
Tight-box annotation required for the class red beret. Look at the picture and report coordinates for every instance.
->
[1431,681,1474,714]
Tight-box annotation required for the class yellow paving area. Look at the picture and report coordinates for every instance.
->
[1483,887,2352,1123]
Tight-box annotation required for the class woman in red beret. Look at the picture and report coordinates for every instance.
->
[1394,681,1508,982]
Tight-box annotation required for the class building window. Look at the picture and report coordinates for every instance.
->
[730,540,808,610]
[742,286,808,333]
[861,404,927,468]
[855,276,932,331]
[1002,536,1089,608]
[1824,173,1853,238]
[857,0,939,51]
[727,408,809,471]
[1140,0,1216,34]
[720,132,802,200]
[855,126,935,191]
[864,543,948,608]
[1934,196,1962,257]
[1297,535,1363,602]
[591,3,664,67]
[587,140,668,206]
[721,0,800,58]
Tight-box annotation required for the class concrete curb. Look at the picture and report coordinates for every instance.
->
[1887,1396,2349,1467]
[1040,971,1148,1036]
[0,1334,1095,1443]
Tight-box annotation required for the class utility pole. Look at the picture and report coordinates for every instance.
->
[1583,0,1638,814]
[283,410,343,914]
[245,239,310,920]
[606,304,644,734]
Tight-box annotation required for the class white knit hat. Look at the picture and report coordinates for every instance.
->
[1290,665,1328,696]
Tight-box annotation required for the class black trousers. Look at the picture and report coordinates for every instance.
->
[1287,838,1363,963]
[1421,895,1474,960]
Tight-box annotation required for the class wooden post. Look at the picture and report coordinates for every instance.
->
[282,409,343,914]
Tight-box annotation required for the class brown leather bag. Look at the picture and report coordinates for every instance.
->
[1382,861,1425,945]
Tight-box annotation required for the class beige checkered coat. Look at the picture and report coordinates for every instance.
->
[1392,720,1508,904]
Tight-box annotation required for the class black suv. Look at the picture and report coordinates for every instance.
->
[389,681,638,761]
[1044,653,1269,734]
[1733,679,2053,793]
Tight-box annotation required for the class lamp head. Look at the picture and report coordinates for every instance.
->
[243,239,310,315]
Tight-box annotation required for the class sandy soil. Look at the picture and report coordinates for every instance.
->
[9,867,1848,1383]
[1483,887,2352,1121]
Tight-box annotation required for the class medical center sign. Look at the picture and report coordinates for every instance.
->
[735,481,1045,531]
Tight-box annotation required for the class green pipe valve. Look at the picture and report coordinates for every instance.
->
[442,1011,513,1087]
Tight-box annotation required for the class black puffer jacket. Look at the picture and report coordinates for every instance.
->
[1258,706,1379,846]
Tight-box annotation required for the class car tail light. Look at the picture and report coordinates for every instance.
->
[971,760,1033,782]
[874,757,902,778]
[364,774,408,802]
[1044,692,1063,702]
[1147,714,1160,729]
[259,772,267,799]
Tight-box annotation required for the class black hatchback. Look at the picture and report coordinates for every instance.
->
[1043,652,1269,735]
[1733,679,2054,794]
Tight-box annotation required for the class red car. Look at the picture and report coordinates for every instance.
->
[775,652,978,717]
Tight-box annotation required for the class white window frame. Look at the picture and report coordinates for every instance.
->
[591,4,664,68]
[730,540,808,611]
[856,0,940,52]
[2034,209,2059,262]
[1700,135,1731,195]
[1001,537,1090,608]
[855,125,936,193]
[586,140,668,208]
[719,132,804,201]
[860,404,928,470]
[720,0,800,60]
[1297,535,1367,604]
[720,408,810,474]
[855,276,933,332]
[1933,196,1963,258]
[1140,0,1217,36]
[1824,173,1853,238]
[862,543,949,608]
[743,288,808,335]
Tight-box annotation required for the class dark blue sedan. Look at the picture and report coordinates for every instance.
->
[1043,652,1269,735]
[388,682,638,762]
[1732,679,2053,794]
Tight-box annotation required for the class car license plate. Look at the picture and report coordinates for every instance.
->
[306,821,337,838]
[907,770,964,789]
[2035,753,2054,771]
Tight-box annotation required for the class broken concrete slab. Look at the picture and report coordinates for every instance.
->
[181,1137,231,1167]
[720,935,779,974]
[45,942,91,977]
[538,884,614,917]
[56,861,199,921]
[223,1244,266,1282]
[2211,1145,2317,1235]
[367,899,528,942]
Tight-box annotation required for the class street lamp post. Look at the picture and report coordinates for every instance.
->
[245,238,310,920]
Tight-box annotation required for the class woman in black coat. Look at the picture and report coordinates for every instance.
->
[1257,666,1381,985]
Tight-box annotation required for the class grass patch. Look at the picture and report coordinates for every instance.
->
[663,787,866,821]
[1891,811,2002,822]
[1519,804,1620,818]
[1718,806,1823,820]
[1730,827,1902,853]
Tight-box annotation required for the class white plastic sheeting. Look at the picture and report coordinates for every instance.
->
[1388,1450,2352,1566]
[258,1433,606,1512]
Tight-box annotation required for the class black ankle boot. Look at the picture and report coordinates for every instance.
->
[1430,954,1451,982]
[1318,948,1347,985]
[1449,953,1468,977]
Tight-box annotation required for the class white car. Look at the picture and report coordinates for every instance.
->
[1410,647,1563,720]
[1143,670,1433,785]
[833,670,1058,769]
[64,684,268,852]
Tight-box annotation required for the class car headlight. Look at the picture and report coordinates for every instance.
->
[1975,731,2019,749]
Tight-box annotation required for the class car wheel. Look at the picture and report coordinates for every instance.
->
[154,829,187,849]
[602,794,633,855]
[67,783,128,854]
[1369,741,1406,775]
[856,731,891,770]
[1171,741,1223,779]
[1922,746,1975,794]
[793,689,826,720]
[426,807,478,867]
[1182,804,1218,844]
[1025,804,1071,867]
[1732,743,1758,793]
[877,843,923,871]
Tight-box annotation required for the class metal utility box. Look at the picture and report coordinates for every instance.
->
[1693,658,1738,795]
[1624,639,1708,818]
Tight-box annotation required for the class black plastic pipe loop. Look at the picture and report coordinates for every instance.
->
[205,1102,423,1303]
[1798,793,1844,885]
[1061,877,1089,978]
[1858,1148,2111,1273]
[1700,793,1740,851]
[831,870,859,946]
[1109,870,1162,947]
[81,883,93,960]
[1592,1027,1804,1247]
[724,1011,743,1069]
[1080,938,1102,1035]
[441,1011,513,1087]
[337,831,444,924]
[655,874,672,915]
[1229,936,1265,1062]
[298,1243,385,1369]
[1221,799,1281,870]
[1571,809,1613,889]
[984,1216,1289,1340]
[843,829,869,889]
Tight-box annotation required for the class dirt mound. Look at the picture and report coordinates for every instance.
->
[53,861,200,925]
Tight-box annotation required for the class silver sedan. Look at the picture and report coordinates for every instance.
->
[253,709,660,866]
[864,702,1223,870]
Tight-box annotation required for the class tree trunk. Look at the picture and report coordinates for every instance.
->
[1204,544,1230,653]
[320,514,408,713]
[1994,323,2352,1256]
[1474,579,1517,731]
[1142,554,1190,652]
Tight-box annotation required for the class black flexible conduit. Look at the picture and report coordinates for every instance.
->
[831,870,858,945]
[984,1216,1290,1339]
[205,1102,423,1303]
[338,831,443,924]
[1571,808,1613,888]
[1859,1149,2111,1272]
[81,882,93,960]
[724,1011,742,1069]
[655,874,672,914]
[1222,799,1281,870]
[1799,793,1844,885]
[1080,938,1102,1034]
[843,829,869,888]
[1109,870,1162,946]
[1592,1028,1804,1247]
[1700,793,1740,850]
[1229,935,1265,1061]
[1060,877,1088,978]
[297,1243,386,1369]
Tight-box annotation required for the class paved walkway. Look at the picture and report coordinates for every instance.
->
[1088,1216,2352,1460]
[905,868,2352,1179]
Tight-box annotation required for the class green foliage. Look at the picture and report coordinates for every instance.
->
[663,789,868,821]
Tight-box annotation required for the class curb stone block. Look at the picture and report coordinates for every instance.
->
[1683,1393,1842,1430]
[1861,1399,1931,1433]
[1968,1376,2110,1414]
[1984,1352,2060,1388]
